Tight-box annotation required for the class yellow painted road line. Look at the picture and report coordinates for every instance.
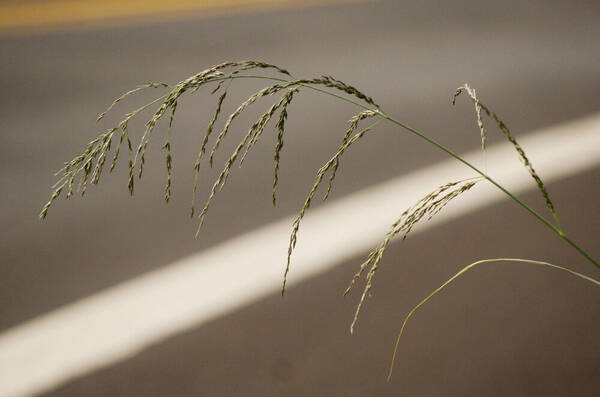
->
[0,0,369,37]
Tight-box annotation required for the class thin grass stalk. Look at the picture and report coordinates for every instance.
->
[387,258,600,381]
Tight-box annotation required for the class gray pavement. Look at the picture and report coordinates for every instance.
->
[45,170,600,396]
[1,0,600,395]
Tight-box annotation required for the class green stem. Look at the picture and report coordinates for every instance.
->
[206,74,600,272]
[376,117,600,272]
[387,258,600,381]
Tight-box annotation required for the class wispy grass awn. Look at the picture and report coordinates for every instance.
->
[40,61,600,379]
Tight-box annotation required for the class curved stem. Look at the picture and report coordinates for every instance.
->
[376,118,599,272]
[203,74,600,271]
[387,258,600,381]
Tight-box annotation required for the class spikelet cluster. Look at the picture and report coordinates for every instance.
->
[316,75,379,108]
[345,178,481,333]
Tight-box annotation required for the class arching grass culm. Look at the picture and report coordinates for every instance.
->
[40,61,600,379]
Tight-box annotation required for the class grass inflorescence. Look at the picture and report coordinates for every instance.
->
[41,60,600,380]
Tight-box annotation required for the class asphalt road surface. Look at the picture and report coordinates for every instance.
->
[1,0,600,395]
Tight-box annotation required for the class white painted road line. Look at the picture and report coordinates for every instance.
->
[1,114,600,396]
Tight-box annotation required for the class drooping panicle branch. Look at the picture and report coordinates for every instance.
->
[453,84,486,150]
[40,127,120,219]
[324,110,378,200]
[191,85,229,218]
[346,178,481,334]
[272,87,300,205]
[240,89,299,166]
[209,83,286,166]
[453,84,561,230]
[282,111,379,295]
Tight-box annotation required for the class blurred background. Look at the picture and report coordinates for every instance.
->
[1,0,600,395]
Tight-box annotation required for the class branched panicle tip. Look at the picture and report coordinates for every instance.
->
[454,84,559,227]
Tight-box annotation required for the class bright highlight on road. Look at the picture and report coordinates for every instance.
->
[1,114,599,396]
